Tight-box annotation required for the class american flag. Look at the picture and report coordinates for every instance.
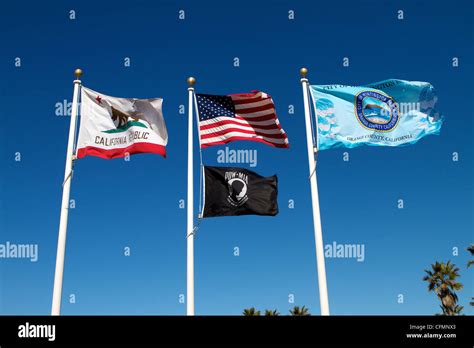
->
[196,91,289,148]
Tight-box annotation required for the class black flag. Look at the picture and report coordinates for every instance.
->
[202,166,278,218]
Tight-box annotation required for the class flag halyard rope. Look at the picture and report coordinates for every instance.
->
[307,82,319,180]
[193,91,204,235]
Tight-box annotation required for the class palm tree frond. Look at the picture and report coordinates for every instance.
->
[423,260,464,316]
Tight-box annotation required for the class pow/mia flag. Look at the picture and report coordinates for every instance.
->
[202,166,278,218]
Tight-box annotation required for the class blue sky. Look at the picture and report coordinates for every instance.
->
[0,0,472,315]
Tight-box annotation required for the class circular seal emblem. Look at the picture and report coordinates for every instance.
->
[354,91,400,132]
[227,178,248,207]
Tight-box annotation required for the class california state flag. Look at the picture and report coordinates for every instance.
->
[76,87,168,159]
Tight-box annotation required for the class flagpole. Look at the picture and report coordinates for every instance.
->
[186,76,196,315]
[51,68,82,315]
[300,68,330,315]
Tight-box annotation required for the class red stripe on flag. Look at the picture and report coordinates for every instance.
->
[76,143,166,160]
[235,114,278,122]
[235,103,275,114]
[201,136,289,149]
[200,127,285,140]
[200,119,282,131]
[229,91,262,99]
[232,96,264,105]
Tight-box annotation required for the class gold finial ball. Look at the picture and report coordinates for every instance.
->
[300,67,308,78]
[187,76,196,87]
[74,68,83,78]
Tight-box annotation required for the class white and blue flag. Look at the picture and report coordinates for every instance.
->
[309,79,443,150]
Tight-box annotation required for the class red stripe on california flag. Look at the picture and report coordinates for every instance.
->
[77,143,166,160]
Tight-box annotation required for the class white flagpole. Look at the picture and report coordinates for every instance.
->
[51,68,82,315]
[186,76,196,315]
[300,68,330,315]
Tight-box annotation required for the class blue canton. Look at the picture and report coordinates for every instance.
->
[196,94,236,121]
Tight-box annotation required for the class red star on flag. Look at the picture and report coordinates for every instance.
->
[96,95,102,104]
